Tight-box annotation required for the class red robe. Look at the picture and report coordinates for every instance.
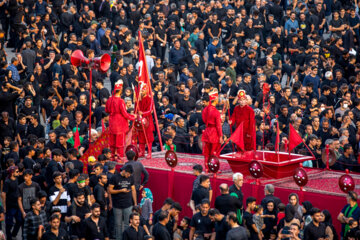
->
[105,96,135,148]
[230,105,256,151]
[202,105,222,158]
[135,95,155,144]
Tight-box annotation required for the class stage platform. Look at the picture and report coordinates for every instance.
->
[126,151,360,235]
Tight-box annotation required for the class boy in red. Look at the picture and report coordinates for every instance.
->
[105,80,136,161]
[135,82,155,158]
[202,89,223,172]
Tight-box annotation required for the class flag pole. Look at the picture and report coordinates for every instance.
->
[275,115,280,163]
[138,31,163,151]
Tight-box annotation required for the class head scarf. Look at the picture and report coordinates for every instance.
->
[140,188,153,208]
[289,193,303,220]
[302,201,313,216]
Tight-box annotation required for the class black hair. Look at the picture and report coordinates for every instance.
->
[246,197,257,206]
[193,164,203,173]
[199,175,209,183]
[171,202,182,211]
[163,198,174,206]
[126,149,136,160]
[122,164,134,174]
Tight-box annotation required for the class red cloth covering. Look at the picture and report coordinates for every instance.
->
[105,96,135,134]
[135,95,155,143]
[202,105,222,161]
[230,105,256,151]
[105,96,135,147]
[202,105,222,144]
[79,128,110,173]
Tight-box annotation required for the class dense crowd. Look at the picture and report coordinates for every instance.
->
[0,0,360,238]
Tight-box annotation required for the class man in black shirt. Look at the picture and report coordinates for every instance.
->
[155,19,167,61]
[94,173,108,217]
[215,183,242,216]
[208,209,230,240]
[153,210,171,240]
[166,202,183,238]
[23,146,36,170]
[189,199,215,240]
[45,149,64,186]
[123,212,146,240]
[260,184,281,209]
[3,166,22,239]
[226,211,248,240]
[243,197,258,240]
[191,175,211,210]
[40,214,69,240]
[108,164,136,240]
[177,88,196,118]
[67,148,84,173]
[229,172,244,209]
[153,198,174,225]
[65,191,91,238]
[27,114,45,138]
[82,203,109,240]
[18,169,41,218]
[304,208,328,240]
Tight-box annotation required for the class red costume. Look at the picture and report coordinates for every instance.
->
[105,80,135,159]
[135,93,155,158]
[202,90,222,170]
[230,90,256,151]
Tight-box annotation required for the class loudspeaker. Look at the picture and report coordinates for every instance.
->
[93,53,111,73]
[70,50,90,66]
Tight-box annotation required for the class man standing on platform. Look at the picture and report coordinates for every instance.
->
[230,90,256,151]
[135,82,155,159]
[202,89,223,171]
[105,80,136,161]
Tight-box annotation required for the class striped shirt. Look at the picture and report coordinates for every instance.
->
[49,186,70,214]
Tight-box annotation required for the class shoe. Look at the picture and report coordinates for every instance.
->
[146,153,152,159]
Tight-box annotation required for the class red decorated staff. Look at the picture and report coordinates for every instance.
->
[105,80,136,161]
[202,89,223,171]
[135,82,155,158]
[230,90,256,151]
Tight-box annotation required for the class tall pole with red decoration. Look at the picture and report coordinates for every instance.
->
[137,31,163,150]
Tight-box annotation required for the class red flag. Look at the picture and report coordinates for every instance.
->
[74,126,81,149]
[288,124,303,153]
[138,31,152,97]
[230,122,245,151]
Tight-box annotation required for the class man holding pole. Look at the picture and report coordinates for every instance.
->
[135,81,155,159]
[202,89,223,172]
[230,90,256,151]
[106,80,136,162]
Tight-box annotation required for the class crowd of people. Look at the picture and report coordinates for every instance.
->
[0,0,360,238]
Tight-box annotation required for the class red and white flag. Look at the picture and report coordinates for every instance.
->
[138,31,152,97]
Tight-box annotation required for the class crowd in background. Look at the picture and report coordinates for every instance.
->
[0,0,360,238]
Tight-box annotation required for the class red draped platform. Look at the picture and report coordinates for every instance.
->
[117,152,360,236]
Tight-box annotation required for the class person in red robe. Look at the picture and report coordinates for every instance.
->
[202,90,223,172]
[105,80,136,161]
[230,90,256,151]
[135,82,155,158]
